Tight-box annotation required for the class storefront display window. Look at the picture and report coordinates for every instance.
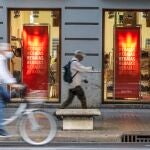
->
[103,10,150,103]
[9,10,61,102]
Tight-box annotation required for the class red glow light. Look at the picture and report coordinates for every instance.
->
[117,30,139,72]
[22,25,49,90]
[115,27,140,99]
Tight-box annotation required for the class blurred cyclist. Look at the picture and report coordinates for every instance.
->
[0,43,16,137]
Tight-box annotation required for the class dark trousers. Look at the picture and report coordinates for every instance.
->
[61,86,87,109]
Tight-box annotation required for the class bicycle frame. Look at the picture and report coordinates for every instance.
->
[2,103,27,126]
[25,110,41,131]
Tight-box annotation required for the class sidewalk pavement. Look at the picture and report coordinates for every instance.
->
[0,108,150,144]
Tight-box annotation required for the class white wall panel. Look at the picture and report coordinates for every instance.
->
[0,6,3,19]
[0,11,2,17]
[63,40,100,53]
[6,0,65,8]
[0,24,3,32]
[64,9,100,22]
[64,0,100,7]
[101,0,150,9]
[64,25,100,38]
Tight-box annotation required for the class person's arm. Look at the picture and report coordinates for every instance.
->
[0,60,16,84]
[72,61,92,72]
[10,59,14,73]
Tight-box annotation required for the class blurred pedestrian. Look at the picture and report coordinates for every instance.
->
[0,43,16,137]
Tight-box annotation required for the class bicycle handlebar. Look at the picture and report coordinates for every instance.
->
[10,83,25,88]
[10,83,27,99]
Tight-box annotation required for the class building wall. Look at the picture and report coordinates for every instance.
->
[0,0,150,108]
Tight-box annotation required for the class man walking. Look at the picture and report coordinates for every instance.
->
[61,50,93,109]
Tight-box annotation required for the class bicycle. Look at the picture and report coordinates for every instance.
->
[1,84,57,145]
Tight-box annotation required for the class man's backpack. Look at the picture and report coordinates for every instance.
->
[63,60,78,83]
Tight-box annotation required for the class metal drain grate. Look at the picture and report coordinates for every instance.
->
[122,134,150,143]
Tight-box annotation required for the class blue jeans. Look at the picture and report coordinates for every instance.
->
[0,100,4,129]
[0,85,10,129]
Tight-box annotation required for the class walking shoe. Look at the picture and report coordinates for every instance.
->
[53,110,63,120]
[0,129,11,137]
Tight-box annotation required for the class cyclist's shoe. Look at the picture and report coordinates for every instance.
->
[0,129,11,137]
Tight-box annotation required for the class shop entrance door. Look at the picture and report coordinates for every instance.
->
[22,24,49,97]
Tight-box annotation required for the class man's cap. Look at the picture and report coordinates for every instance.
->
[0,43,11,51]
[74,50,86,57]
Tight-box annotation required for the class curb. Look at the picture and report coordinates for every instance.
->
[0,130,122,146]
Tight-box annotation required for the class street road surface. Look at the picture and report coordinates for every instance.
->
[1,143,150,150]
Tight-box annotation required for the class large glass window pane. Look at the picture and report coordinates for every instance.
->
[104,10,150,102]
[9,10,61,102]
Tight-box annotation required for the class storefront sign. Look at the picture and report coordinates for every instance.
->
[22,25,49,91]
[115,27,140,99]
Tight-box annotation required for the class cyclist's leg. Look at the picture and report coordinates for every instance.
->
[0,101,4,129]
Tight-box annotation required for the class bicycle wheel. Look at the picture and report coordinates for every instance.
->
[19,111,57,145]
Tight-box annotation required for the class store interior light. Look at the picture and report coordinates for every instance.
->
[30,11,34,23]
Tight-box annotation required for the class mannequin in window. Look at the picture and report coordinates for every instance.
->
[49,57,57,98]
[11,48,21,83]
[50,57,57,84]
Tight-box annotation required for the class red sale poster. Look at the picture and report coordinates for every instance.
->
[22,25,49,92]
[115,27,140,99]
